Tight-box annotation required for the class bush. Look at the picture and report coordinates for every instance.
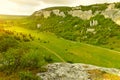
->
[44,55,53,63]
[21,50,45,68]
[0,35,19,52]
[19,71,41,80]
[1,48,25,72]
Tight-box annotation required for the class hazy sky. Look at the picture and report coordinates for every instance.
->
[0,0,120,15]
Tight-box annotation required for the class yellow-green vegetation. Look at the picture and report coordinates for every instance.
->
[88,69,120,80]
[1,5,120,79]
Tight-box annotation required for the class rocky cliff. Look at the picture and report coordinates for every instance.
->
[33,3,120,25]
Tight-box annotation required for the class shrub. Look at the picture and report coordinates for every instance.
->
[21,50,44,68]
[0,35,19,52]
[44,55,53,63]
[19,71,41,80]
[1,48,25,72]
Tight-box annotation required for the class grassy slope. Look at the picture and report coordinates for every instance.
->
[5,26,120,68]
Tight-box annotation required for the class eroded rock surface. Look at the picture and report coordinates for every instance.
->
[68,10,93,20]
[37,63,120,80]
[33,3,120,25]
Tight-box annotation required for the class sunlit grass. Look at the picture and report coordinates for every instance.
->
[4,25,120,68]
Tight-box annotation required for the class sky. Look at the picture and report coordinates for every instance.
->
[0,0,120,15]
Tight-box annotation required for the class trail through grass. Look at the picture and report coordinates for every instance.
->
[4,26,120,68]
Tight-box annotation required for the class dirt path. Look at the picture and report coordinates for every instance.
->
[40,45,66,62]
[5,27,66,62]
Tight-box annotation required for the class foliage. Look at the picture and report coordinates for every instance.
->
[19,71,41,80]
[115,2,120,8]
[44,55,53,63]
[21,49,45,68]
[1,48,24,72]
[0,35,19,53]
[80,3,108,13]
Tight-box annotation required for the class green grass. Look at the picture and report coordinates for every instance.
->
[4,26,120,68]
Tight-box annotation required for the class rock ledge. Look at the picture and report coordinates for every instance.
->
[37,63,120,80]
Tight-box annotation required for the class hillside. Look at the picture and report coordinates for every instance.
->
[27,3,120,51]
[1,2,120,80]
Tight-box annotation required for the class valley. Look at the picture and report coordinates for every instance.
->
[1,2,120,80]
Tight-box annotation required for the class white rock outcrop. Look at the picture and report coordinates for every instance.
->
[34,10,51,18]
[102,9,119,19]
[37,63,120,80]
[34,9,66,18]
[68,10,93,20]
[33,5,120,25]
[42,11,51,18]
[102,3,120,24]
[52,9,66,17]
[37,24,41,28]
[107,3,115,10]
[90,20,98,27]
[87,28,95,33]
[34,11,42,16]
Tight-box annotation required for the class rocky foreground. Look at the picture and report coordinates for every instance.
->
[37,63,120,80]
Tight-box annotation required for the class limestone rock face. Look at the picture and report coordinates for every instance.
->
[34,11,42,16]
[68,10,93,20]
[52,9,66,17]
[37,63,120,80]
[102,3,120,24]
[71,10,92,20]
[107,3,115,10]
[33,4,120,25]
[42,11,51,18]
[102,8,120,25]
[90,20,98,27]
[87,28,95,33]
[34,10,51,18]
[37,24,41,28]
[102,9,119,19]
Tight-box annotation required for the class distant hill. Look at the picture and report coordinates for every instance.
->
[27,2,120,51]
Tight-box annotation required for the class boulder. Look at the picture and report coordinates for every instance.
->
[37,63,120,80]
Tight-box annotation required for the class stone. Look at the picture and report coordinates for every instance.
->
[34,11,42,16]
[52,9,60,15]
[33,10,51,18]
[107,3,115,10]
[87,28,95,32]
[43,11,51,18]
[68,10,93,20]
[90,20,98,27]
[52,9,66,17]
[37,24,41,28]
[102,9,119,19]
[37,63,120,80]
